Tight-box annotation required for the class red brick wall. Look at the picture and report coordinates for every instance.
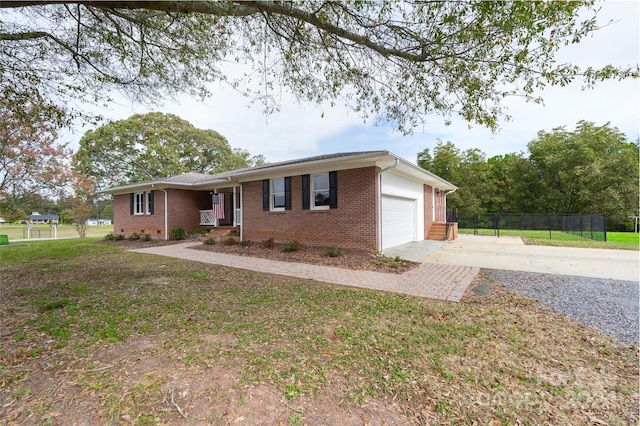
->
[242,167,379,250]
[113,191,165,238]
[448,222,458,240]
[166,189,211,235]
[113,189,210,239]
[423,184,434,239]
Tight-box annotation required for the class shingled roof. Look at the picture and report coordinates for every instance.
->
[101,151,456,194]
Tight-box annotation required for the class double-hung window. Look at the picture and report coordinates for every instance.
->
[263,177,291,211]
[133,192,146,215]
[302,171,337,210]
[131,191,154,215]
[311,173,330,209]
[272,178,286,211]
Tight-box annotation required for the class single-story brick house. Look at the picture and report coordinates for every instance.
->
[26,212,59,224]
[102,151,458,251]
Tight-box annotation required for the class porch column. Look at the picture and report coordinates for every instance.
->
[232,186,237,227]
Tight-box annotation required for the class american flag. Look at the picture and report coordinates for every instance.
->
[212,193,225,219]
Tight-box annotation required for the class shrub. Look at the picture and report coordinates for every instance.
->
[128,232,140,241]
[104,232,116,241]
[239,240,252,247]
[114,234,125,241]
[263,237,275,248]
[170,227,186,240]
[192,228,204,236]
[222,237,237,246]
[282,241,301,252]
[325,247,343,258]
[141,233,152,241]
[203,238,216,245]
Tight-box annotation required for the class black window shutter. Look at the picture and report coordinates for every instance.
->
[148,191,154,214]
[301,174,310,210]
[262,179,269,211]
[329,171,338,209]
[130,193,134,215]
[284,177,292,210]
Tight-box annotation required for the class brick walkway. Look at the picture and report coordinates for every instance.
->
[130,243,480,302]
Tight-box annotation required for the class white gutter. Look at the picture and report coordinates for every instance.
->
[377,159,400,252]
[153,186,169,241]
[444,188,457,221]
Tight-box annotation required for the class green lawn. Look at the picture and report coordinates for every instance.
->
[0,238,637,425]
[0,224,113,240]
[459,228,639,250]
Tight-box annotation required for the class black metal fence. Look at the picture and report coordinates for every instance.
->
[451,211,607,242]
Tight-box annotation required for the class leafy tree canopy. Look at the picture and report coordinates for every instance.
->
[418,141,491,212]
[1,1,638,133]
[74,112,264,190]
[526,121,639,219]
[418,121,639,224]
[0,88,72,216]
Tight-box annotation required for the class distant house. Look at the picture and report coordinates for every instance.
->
[102,151,458,251]
[26,212,59,224]
[86,218,112,226]
[0,217,5,224]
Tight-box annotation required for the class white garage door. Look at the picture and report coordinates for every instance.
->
[381,195,416,250]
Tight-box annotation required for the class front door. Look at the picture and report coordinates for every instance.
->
[218,193,233,226]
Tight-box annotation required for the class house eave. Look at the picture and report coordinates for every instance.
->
[99,150,457,194]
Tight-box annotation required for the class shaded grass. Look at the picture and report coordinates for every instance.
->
[0,239,637,425]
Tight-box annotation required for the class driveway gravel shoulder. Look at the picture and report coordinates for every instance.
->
[483,269,639,346]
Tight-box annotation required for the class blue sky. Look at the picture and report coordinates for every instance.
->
[66,0,639,165]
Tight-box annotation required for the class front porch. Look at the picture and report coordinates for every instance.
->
[199,189,242,227]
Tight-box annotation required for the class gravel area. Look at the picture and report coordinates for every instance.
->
[483,269,639,346]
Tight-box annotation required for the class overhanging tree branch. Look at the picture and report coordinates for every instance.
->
[1,0,637,134]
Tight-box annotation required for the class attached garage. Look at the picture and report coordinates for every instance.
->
[381,195,416,250]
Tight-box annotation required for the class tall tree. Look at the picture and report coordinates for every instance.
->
[0,88,72,217]
[495,154,541,214]
[1,1,637,133]
[74,112,261,189]
[418,141,492,212]
[61,171,96,238]
[526,121,639,220]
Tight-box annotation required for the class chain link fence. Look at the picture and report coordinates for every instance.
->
[451,211,607,242]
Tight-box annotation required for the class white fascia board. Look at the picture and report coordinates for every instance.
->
[101,181,198,196]
[191,179,241,190]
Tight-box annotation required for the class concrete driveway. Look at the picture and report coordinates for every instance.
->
[385,235,639,282]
